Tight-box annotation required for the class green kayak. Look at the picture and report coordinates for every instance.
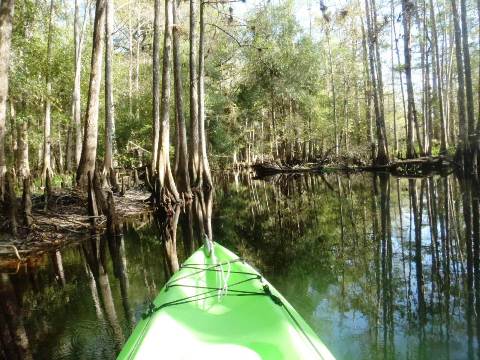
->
[118,242,334,359]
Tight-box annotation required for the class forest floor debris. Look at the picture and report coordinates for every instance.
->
[0,187,152,262]
[252,155,455,178]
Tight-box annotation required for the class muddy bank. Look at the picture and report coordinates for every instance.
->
[0,188,152,262]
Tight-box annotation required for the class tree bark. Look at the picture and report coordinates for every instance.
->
[42,0,54,183]
[476,0,480,172]
[460,0,475,167]
[16,120,29,179]
[76,0,106,187]
[128,5,133,118]
[104,0,115,176]
[450,0,467,161]
[172,0,192,197]
[402,0,418,158]
[394,34,408,152]
[134,10,140,121]
[0,0,14,198]
[156,0,180,202]
[361,16,375,159]
[365,0,389,165]
[390,0,398,155]
[73,0,86,168]
[8,101,16,169]
[198,1,213,188]
[429,0,447,153]
[152,0,161,174]
[189,0,200,184]
[325,29,338,156]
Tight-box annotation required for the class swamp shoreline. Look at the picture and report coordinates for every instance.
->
[0,156,464,265]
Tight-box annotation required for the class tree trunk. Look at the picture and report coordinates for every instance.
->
[16,120,29,179]
[189,0,200,184]
[156,0,180,202]
[8,101,16,169]
[152,0,161,174]
[450,0,467,161]
[172,0,191,197]
[361,17,375,160]
[429,0,447,153]
[0,0,14,198]
[460,0,475,168]
[371,0,386,125]
[365,0,389,165]
[135,10,140,121]
[416,3,428,155]
[402,0,418,158]
[198,1,213,188]
[394,35,408,153]
[42,0,54,183]
[390,0,398,155]
[128,5,133,119]
[326,31,338,156]
[104,0,115,176]
[477,0,480,171]
[73,0,86,168]
[65,117,73,171]
[76,0,106,187]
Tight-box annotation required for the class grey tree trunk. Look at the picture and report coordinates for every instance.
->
[198,1,213,188]
[172,0,191,197]
[394,34,408,151]
[152,0,161,174]
[390,0,398,155]
[134,10,140,121]
[128,6,133,118]
[477,0,480,170]
[66,109,73,171]
[361,17,375,159]
[450,0,467,159]
[365,0,389,165]
[8,101,16,169]
[104,0,115,176]
[326,31,338,156]
[157,0,180,201]
[43,0,54,182]
[371,0,386,125]
[73,0,86,168]
[402,0,417,158]
[460,0,475,164]
[16,120,29,179]
[189,0,200,184]
[0,0,14,198]
[76,0,106,187]
[429,0,447,153]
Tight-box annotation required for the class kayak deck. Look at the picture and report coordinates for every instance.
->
[118,242,334,359]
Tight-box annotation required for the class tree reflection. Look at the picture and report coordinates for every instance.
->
[106,226,134,329]
[213,172,480,358]
[0,273,33,360]
[82,234,124,350]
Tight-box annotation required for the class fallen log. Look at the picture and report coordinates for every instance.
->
[252,162,324,177]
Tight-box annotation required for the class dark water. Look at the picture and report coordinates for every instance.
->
[1,172,479,359]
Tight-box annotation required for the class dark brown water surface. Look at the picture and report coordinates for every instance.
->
[0,172,478,359]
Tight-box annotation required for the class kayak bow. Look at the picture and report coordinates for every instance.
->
[118,242,334,359]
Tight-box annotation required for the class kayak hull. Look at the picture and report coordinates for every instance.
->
[118,242,334,359]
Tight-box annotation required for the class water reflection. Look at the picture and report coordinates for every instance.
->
[0,172,478,359]
[0,273,33,360]
[213,172,479,359]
